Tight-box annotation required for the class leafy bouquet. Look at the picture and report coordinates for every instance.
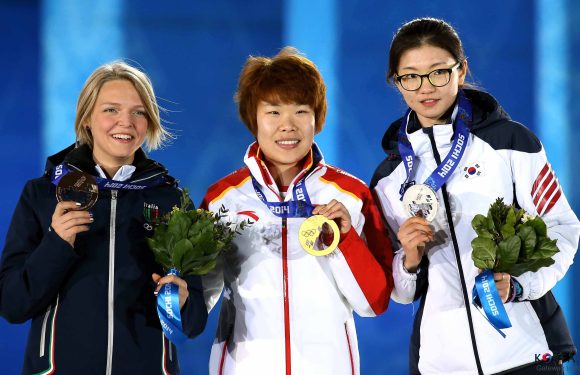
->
[471,198,559,276]
[147,189,251,275]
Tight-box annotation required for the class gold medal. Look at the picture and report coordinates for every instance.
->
[298,215,340,256]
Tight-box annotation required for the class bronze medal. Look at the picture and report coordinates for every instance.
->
[56,171,98,210]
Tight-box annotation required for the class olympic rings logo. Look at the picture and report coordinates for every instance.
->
[143,223,153,231]
[301,229,318,237]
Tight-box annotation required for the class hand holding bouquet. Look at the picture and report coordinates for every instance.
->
[470,198,559,337]
[147,189,250,344]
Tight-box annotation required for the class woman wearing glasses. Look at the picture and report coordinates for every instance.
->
[372,18,579,374]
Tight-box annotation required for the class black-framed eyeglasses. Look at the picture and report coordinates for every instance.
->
[395,61,462,91]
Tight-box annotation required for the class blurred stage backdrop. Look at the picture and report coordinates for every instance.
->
[1,0,579,373]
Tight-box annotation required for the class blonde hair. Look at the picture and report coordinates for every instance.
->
[74,61,171,151]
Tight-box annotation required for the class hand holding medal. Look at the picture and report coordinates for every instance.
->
[398,190,435,272]
[402,184,438,222]
[56,171,99,210]
[51,171,98,247]
[299,199,350,257]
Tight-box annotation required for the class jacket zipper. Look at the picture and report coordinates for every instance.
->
[39,305,52,357]
[106,190,118,375]
[282,217,291,375]
[426,129,483,375]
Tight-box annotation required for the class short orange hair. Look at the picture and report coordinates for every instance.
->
[235,46,327,136]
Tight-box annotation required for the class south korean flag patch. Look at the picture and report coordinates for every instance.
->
[463,163,483,179]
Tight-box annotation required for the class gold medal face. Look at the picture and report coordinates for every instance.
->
[298,215,340,256]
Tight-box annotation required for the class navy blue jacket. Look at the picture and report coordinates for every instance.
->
[0,144,207,374]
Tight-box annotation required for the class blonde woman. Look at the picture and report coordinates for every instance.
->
[0,62,207,374]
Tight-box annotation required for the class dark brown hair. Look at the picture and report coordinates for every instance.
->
[235,46,327,136]
[387,18,468,83]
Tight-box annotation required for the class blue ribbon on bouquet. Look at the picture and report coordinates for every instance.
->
[472,269,512,338]
[157,268,188,345]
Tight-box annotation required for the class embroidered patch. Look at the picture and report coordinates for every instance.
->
[143,202,160,223]
[463,163,483,179]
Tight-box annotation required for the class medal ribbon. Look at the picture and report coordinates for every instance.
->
[51,163,167,191]
[251,175,314,218]
[472,270,512,337]
[157,268,188,345]
[398,90,472,199]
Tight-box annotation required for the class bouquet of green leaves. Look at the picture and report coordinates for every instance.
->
[147,189,251,275]
[471,198,559,276]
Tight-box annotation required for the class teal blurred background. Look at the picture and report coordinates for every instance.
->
[0,0,578,373]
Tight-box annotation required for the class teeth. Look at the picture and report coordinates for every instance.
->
[112,134,132,140]
[277,140,299,145]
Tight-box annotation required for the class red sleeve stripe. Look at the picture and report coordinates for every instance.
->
[333,188,394,315]
[536,179,561,215]
[532,170,554,206]
[362,190,394,307]
[531,163,550,196]
[201,168,251,208]
[531,163,561,215]
[338,229,390,314]
[543,189,562,215]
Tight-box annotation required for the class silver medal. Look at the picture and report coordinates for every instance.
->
[402,184,439,222]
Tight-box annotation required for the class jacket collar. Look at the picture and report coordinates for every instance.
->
[243,141,324,199]
[44,143,172,183]
[380,89,511,157]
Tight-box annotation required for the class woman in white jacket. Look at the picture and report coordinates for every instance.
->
[372,18,579,374]
[201,47,394,375]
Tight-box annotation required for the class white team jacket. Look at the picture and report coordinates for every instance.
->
[201,142,393,375]
[373,90,579,375]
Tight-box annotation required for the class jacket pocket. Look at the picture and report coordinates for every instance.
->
[162,334,179,374]
[344,322,355,375]
[39,305,52,357]
[27,296,59,375]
